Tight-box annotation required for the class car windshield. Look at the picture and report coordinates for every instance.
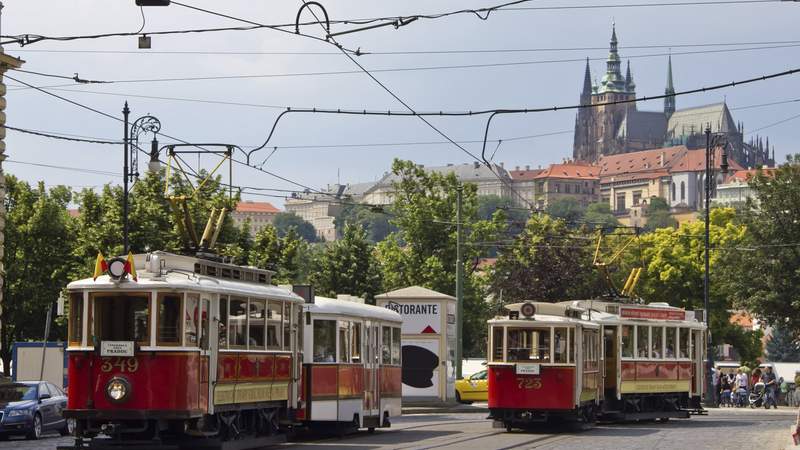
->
[0,384,37,402]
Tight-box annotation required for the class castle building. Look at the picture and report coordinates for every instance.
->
[573,26,775,168]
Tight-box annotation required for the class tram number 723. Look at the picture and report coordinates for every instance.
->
[100,357,139,373]
[517,377,542,390]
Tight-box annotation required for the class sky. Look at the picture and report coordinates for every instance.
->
[3,0,799,207]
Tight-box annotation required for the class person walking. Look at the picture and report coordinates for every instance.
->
[735,368,749,407]
[711,367,720,407]
[762,366,778,409]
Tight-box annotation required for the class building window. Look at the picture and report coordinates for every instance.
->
[616,194,626,212]
[671,182,676,201]
[680,181,686,201]
[554,183,560,193]
[565,184,571,194]
[632,191,642,205]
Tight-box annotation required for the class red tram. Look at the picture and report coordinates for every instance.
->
[488,301,706,430]
[60,251,401,449]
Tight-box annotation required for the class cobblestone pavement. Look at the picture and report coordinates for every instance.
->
[1,407,796,450]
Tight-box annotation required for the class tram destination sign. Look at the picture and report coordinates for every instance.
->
[620,307,686,321]
[101,341,135,357]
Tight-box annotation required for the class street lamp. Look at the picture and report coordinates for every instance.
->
[122,102,161,254]
[703,125,729,407]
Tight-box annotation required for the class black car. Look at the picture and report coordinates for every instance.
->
[0,381,71,440]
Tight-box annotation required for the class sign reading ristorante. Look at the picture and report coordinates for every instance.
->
[620,307,686,321]
[384,301,441,334]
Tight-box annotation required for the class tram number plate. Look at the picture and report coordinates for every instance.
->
[100,357,139,373]
[516,363,540,375]
[101,341,134,357]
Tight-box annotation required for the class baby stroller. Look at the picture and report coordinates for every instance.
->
[735,387,748,407]
[749,382,765,408]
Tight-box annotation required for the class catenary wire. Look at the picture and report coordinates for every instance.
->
[5,125,123,144]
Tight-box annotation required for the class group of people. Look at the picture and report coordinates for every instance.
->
[713,365,781,409]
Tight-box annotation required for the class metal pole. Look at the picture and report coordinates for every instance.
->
[123,102,130,255]
[38,305,52,381]
[455,186,464,381]
[704,125,715,407]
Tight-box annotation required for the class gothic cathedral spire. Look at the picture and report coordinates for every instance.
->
[664,54,676,117]
[581,57,592,105]
[598,23,626,93]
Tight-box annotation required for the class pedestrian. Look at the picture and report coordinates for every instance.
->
[720,374,732,407]
[780,378,789,406]
[752,368,762,389]
[711,367,720,406]
[762,366,778,409]
[735,368,749,407]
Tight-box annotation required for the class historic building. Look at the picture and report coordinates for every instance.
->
[573,26,775,168]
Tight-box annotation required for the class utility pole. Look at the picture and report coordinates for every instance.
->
[703,125,714,407]
[455,185,464,380]
[123,102,131,255]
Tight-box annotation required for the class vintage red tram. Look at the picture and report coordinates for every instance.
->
[60,251,402,449]
[488,301,706,430]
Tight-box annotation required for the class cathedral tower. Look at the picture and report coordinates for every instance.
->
[664,54,676,117]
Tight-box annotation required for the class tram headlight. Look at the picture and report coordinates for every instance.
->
[105,377,131,403]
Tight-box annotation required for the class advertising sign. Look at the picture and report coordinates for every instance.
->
[384,301,441,335]
[620,307,686,321]
[401,338,440,397]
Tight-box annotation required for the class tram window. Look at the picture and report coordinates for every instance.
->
[492,327,504,362]
[68,293,83,345]
[248,299,266,349]
[621,325,634,358]
[382,326,392,364]
[283,303,292,351]
[351,322,362,363]
[229,297,248,349]
[297,307,304,353]
[219,297,228,348]
[637,326,649,358]
[506,328,550,363]
[665,328,676,359]
[651,326,663,359]
[313,320,336,362]
[679,328,690,358]
[200,299,210,350]
[553,328,568,364]
[568,328,575,363]
[157,294,182,346]
[392,327,401,365]
[184,294,200,347]
[339,322,350,363]
[267,301,282,350]
[92,294,150,345]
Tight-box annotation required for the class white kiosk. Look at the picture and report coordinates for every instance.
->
[376,286,456,403]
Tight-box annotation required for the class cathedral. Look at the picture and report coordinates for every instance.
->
[573,26,775,168]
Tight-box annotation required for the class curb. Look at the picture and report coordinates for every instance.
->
[402,405,489,415]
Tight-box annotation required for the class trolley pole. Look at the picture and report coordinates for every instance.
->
[455,185,464,381]
[123,102,130,255]
[703,126,715,407]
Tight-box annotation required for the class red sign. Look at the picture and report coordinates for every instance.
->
[620,307,685,321]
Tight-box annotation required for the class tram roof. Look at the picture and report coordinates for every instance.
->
[68,272,304,303]
[304,296,402,323]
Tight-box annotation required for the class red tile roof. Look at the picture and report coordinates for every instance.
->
[533,162,599,180]
[599,145,688,177]
[730,311,754,329]
[671,147,744,173]
[235,201,279,213]
[509,168,545,181]
[67,208,80,218]
[723,167,776,184]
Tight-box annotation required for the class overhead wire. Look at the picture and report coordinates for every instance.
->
[5,125,123,144]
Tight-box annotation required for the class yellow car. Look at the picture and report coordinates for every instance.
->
[455,369,488,404]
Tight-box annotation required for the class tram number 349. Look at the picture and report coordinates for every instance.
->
[100,357,139,373]
[517,377,542,390]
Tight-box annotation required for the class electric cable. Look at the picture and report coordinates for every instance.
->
[5,158,121,177]
[5,125,123,144]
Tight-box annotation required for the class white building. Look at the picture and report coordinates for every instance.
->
[231,201,279,237]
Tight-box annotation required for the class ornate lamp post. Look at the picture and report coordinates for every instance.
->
[703,126,729,407]
[122,102,161,254]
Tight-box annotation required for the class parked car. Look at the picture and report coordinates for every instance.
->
[455,369,488,404]
[0,381,70,440]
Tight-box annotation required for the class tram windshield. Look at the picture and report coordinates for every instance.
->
[91,293,150,344]
[506,328,551,363]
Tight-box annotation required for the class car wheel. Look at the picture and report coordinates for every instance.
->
[26,413,42,440]
[60,418,75,436]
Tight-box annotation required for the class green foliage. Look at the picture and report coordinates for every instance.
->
[374,160,505,356]
[488,215,600,303]
[644,196,678,231]
[334,203,396,242]
[765,326,800,362]
[273,212,318,243]
[545,197,585,223]
[1,176,75,375]
[722,156,800,336]
[583,202,620,231]
[311,224,382,303]
[248,224,316,285]
[477,194,529,223]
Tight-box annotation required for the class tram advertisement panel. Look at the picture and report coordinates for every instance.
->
[401,338,440,397]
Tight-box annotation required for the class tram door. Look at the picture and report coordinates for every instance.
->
[364,322,380,419]
[602,326,619,401]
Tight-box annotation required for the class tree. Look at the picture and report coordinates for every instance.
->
[545,197,585,223]
[334,203,396,242]
[248,224,317,285]
[477,194,529,223]
[488,215,600,303]
[374,159,505,356]
[583,202,620,231]
[273,212,318,242]
[644,196,677,231]
[766,326,800,362]
[1,176,75,375]
[311,223,382,303]
[723,157,800,336]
